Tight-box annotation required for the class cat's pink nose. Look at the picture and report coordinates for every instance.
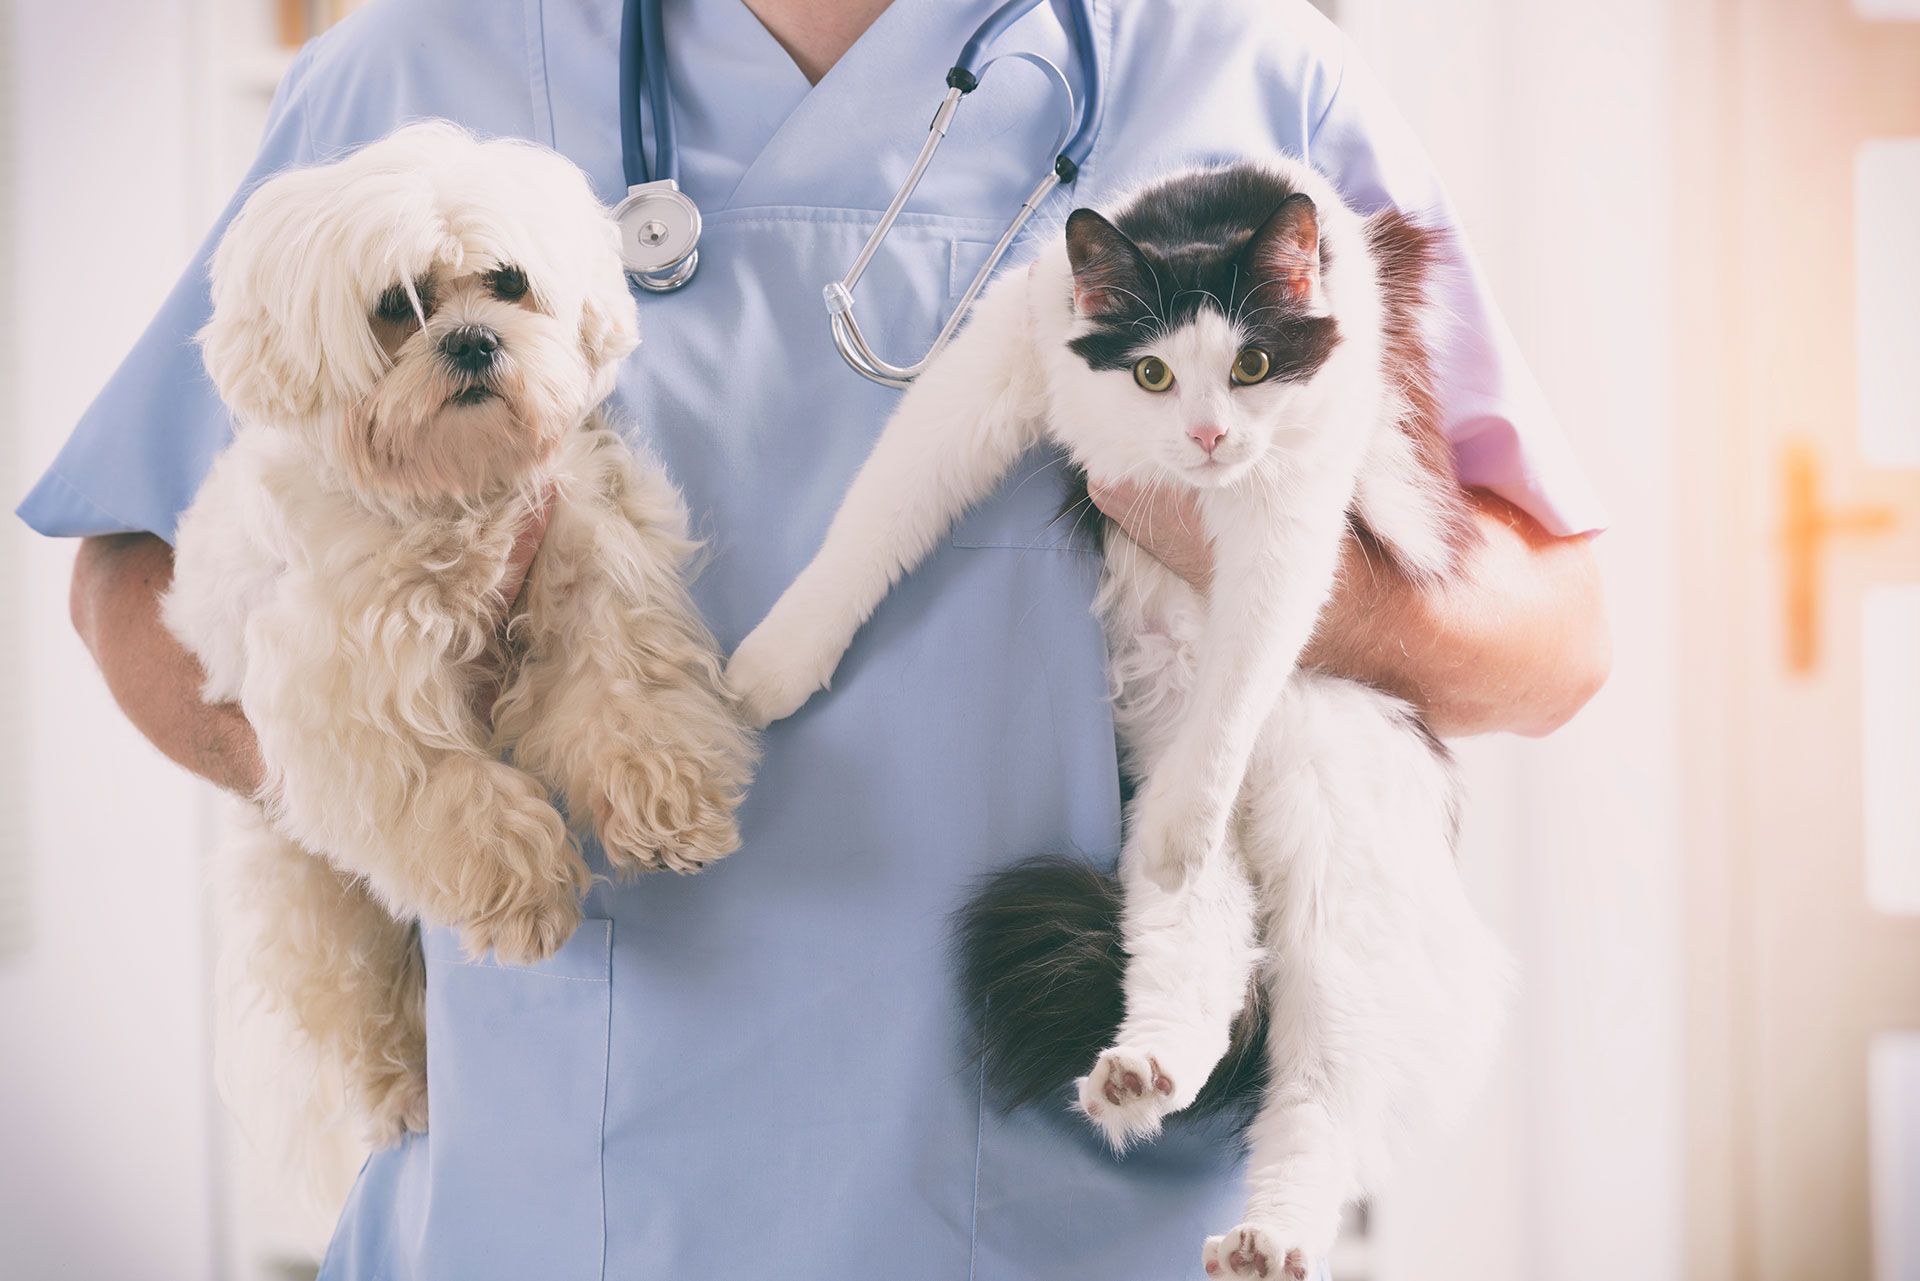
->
[1187,423,1226,456]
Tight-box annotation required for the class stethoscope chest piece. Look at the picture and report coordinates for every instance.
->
[616,179,701,292]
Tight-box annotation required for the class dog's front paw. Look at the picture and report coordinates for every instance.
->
[1203,1228,1311,1281]
[461,874,583,967]
[451,787,587,966]
[725,612,845,728]
[1076,1047,1178,1149]
[592,752,743,876]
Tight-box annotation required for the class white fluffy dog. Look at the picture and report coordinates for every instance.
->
[164,122,755,1144]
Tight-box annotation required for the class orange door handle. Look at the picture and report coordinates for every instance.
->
[1781,440,1898,673]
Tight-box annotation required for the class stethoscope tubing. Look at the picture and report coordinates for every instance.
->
[623,0,1101,191]
[618,0,1104,380]
[953,0,1101,173]
[828,0,1103,384]
[620,0,677,187]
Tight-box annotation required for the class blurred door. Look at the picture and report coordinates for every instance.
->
[1714,1,1920,1278]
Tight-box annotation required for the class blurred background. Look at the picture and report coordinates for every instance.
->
[0,0,1914,1277]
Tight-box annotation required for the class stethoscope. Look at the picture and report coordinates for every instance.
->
[615,0,702,292]
[615,0,1103,387]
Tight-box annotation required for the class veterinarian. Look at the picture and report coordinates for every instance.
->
[33,1,1609,1277]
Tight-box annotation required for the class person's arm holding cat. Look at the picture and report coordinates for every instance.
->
[1088,479,1608,738]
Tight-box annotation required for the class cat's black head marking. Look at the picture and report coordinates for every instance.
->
[1065,164,1343,383]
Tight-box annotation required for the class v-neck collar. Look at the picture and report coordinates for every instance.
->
[663,0,816,209]
[537,0,1098,218]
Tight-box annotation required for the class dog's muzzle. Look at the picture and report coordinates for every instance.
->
[440,324,501,375]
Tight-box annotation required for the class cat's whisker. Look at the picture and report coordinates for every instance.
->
[1057,457,1159,541]
[1003,453,1068,507]
[1142,257,1167,318]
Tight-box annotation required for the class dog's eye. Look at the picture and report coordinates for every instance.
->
[488,266,529,302]
[374,277,433,325]
[374,286,414,323]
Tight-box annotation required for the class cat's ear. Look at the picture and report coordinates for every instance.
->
[1244,192,1326,312]
[1065,209,1151,320]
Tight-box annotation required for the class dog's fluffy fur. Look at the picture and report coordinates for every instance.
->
[165,122,755,1145]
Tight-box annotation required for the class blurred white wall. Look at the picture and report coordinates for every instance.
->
[0,1,224,1278]
[1341,2,1685,1280]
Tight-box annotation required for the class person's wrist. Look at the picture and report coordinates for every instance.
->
[206,706,266,798]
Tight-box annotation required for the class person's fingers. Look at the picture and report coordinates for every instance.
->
[475,484,560,727]
[496,483,558,617]
[1087,478,1214,591]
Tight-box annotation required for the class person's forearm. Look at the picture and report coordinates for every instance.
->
[1087,481,1610,738]
[71,533,264,795]
[1302,492,1610,737]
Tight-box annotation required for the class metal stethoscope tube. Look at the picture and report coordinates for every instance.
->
[826,0,1104,387]
[616,0,1104,384]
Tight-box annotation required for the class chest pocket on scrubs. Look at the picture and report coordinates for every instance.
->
[419,920,613,1280]
[944,240,1098,556]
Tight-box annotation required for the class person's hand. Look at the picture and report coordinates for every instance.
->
[470,487,557,723]
[497,488,556,613]
[1087,478,1213,591]
[1084,478,1610,736]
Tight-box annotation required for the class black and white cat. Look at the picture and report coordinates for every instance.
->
[726,158,1511,1277]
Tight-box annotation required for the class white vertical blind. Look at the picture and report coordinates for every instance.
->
[1854,0,1920,20]
[1871,1033,1920,1281]
[1855,140,1920,468]
[1863,585,1920,916]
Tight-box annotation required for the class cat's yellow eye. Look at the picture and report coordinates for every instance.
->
[1231,346,1271,386]
[1133,355,1175,393]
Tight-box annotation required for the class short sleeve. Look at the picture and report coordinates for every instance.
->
[15,46,320,542]
[1303,38,1608,536]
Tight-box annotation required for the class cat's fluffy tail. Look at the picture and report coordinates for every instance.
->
[955,854,1268,1122]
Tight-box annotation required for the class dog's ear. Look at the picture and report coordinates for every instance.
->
[198,161,371,424]
[578,228,641,377]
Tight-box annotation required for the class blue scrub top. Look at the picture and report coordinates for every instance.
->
[20,3,1603,1278]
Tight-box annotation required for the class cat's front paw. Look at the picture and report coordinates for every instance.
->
[1076,1047,1178,1149]
[1203,1228,1311,1281]
[726,615,844,727]
[592,751,743,876]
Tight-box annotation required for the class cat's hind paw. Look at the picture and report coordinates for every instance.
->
[1203,1228,1310,1281]
[1075,1047,1177,1149]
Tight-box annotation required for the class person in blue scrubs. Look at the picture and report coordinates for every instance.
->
[35,2,1610,1277]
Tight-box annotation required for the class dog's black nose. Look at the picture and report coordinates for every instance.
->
[440,325,500,374]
